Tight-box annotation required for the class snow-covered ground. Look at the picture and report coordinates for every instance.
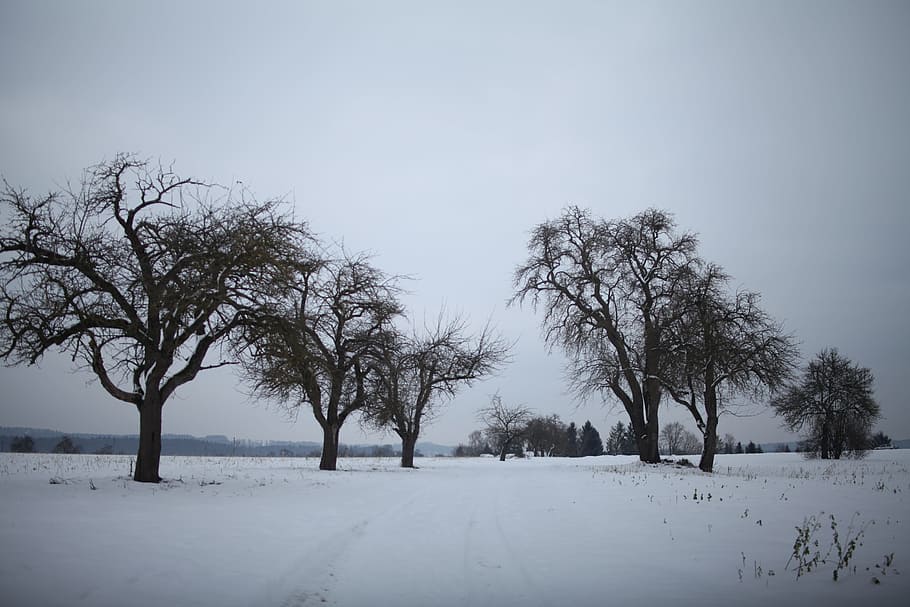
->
[1,452,907,606]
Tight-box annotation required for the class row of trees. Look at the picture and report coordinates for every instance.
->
[465,402,777,459]
[1,159,884,480]
[455,400,608,460]
[464,397,748,460]
[8,435,81,454]
[511,207,882,470]
[0,156,508,482]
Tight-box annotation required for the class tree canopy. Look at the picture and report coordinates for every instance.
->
[235,251,403,471]
[0,155,310,481]
[362,313,509,467]
[772,349,879,459]
[512,207,699,463]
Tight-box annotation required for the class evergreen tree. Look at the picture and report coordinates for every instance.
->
[735,441,744,454]
[622,424,639,455]
[564,422,579,457]
[745,441,758,454]
[580,421,605,456]
[606,422,625,455]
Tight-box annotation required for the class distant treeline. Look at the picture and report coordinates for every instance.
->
[0,427,452,458]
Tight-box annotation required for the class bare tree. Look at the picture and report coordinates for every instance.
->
[477,394,532,461]
[468,430,489,455]
[363,314,509,467]
[660,422,701,455]
[512,207,698,463]
[721,433,736,455]
[0,156,308,482]
[679,428,702,455]
[663,263,797,471]
[659,422,688,455]
[772,349,879,459]
[235,251,403,470]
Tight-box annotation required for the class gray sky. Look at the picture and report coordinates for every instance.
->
[1,0,908,447]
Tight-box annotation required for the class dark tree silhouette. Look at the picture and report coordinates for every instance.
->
[524,415,568,457]
[564,422,579,457]
[53,436,81,454]
[0,156,309,482]
[10,435,35,453]
[869,431,891,449]
[512,207,699,463]
[363,314,509,467]
[579,421,604,456]
[478,395,531,461]
[772,349,879,459]
[605,422,624,455]
[663,263,797,471]
[236,251,403,471]
[605,421,639,455]
[721,433,736,455]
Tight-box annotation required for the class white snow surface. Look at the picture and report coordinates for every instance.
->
[1,452,908,606]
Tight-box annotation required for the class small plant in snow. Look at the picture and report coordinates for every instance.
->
[788,515,824,578]
[829,513,867,581]
[787,513,868,581]
[868,552,898,582]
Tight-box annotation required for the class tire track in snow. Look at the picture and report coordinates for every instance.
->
[460,468,549,607]
[276,464,555,607]
[276,517,372,607]
[275,480,426,606]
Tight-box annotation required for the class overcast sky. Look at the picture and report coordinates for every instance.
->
[1,0,908,447]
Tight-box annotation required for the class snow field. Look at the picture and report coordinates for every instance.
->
[0,452,907,606]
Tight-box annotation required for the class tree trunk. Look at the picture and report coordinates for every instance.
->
[699,381,719,473]
[643,421,660,463]
[699,414,719,473]
[320,424,340,471]
[640,327,662,464]
[634,410,660,463]
[821,420,830,460]
[400,434,418,468]
[134,395,163,483]
[499,441,508,461]
[632,380,661,464]
[629,408,655,463]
